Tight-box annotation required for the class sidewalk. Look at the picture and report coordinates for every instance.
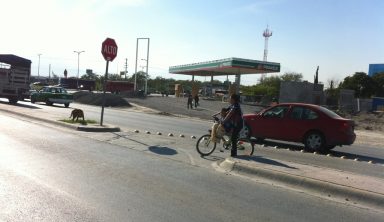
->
[219,156,384,211]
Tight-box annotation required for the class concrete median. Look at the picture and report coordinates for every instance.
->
[0,104,120,133]
[219,156,384,211]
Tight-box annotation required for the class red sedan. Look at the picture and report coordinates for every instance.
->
[243,103,356,152]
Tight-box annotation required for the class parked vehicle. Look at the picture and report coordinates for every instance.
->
[106,81,134,94]
[30,86,73,108]
[0,54,31,104]
[59,78,96,91]
[243,103,356,152]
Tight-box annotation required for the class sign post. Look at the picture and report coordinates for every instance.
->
[100,37,118,126]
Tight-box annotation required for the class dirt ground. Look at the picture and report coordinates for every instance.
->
[73,91,131,107]
[127,96,264,120]
[344,112,384,132]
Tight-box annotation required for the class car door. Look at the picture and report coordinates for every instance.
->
[255,105,291,140]
[284,106,320,142]
[37,87,48,102]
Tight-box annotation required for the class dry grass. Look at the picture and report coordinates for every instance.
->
[59,119,97,125]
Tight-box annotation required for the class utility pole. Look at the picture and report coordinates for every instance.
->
[48,64,51,82]
[124,58,128,80]
[37,53,42,79]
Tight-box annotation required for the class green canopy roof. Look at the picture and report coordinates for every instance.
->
[169,57,280,76]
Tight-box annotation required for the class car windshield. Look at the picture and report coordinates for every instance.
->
[318,106,342,119]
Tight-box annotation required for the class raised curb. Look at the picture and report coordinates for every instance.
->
[0,106,120,133]
[220,158,384,210]
[77,125,120,132]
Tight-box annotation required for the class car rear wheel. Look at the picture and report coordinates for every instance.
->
[31,97,36,104]
[46,100,53,106]
[64,103,70,108]
[8,98,18,104]
[304,131,325,152]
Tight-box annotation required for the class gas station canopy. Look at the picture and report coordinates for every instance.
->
[169,57,280,76]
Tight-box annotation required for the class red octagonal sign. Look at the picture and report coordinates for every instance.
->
[101,38,118,62]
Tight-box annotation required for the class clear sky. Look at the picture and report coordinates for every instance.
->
[1,0,383,85]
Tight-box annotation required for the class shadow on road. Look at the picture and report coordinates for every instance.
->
[201,155,225,162]
[236,155,298,169]
[148,146,178,156]
[330,150,384,164]
[0,101,41,109]
[259,139,384,164]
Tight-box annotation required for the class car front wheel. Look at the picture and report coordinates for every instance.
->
[64,103,70,108]
[304,131,325,152]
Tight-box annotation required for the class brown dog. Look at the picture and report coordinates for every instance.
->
[70,109,85,121]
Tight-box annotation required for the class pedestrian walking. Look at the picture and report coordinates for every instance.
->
[187,94,193,109]
[194,94,199,108]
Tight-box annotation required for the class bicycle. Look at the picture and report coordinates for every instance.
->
[196,116,255,157]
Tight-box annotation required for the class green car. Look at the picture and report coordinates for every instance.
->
[30,86,74,108]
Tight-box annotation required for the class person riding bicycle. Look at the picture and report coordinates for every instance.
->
[211,94,243,157]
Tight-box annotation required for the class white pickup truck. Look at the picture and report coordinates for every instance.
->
[0,54,31,104]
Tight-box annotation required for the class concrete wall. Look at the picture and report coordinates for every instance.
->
[339,89,373,112]
[339,89,355,111]
[358,98,373,112]
[279,81,324,105]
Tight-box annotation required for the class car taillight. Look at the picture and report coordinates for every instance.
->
[340,122,353,132]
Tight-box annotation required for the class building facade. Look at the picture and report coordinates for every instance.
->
[368,64,384,76]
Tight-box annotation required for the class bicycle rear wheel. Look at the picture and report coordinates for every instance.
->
[196,134,217,156]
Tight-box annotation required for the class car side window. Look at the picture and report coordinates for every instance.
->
[291,107,304,120]
[263,106,289,118]
[291,107,318,120]
[304,109,318,120]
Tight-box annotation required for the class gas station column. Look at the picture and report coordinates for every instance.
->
[235,74,241,94]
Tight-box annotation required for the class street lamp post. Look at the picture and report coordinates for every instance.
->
[74,50,85,89]
[134,38,150,92]
[37,53,42,79]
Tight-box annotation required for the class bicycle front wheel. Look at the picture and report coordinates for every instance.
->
[237,139,255,156]
[196,134,217,156]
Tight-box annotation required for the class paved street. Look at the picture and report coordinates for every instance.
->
[1,113,382,222]
[1,99,383,179]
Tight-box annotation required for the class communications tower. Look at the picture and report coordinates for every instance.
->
[263,26,272,61]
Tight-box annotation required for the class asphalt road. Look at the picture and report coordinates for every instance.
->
[0,113,382,222]
[4,99,383,174]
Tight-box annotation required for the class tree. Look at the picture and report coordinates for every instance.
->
[372,72,384,97]
[339,72,377,98]
[128,71,149,90]
[280,72,303,82]
[81,72,99,80]
[108,74,123,81]
[326,78,340,90]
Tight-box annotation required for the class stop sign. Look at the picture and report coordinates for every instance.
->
[101,38,118,62]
